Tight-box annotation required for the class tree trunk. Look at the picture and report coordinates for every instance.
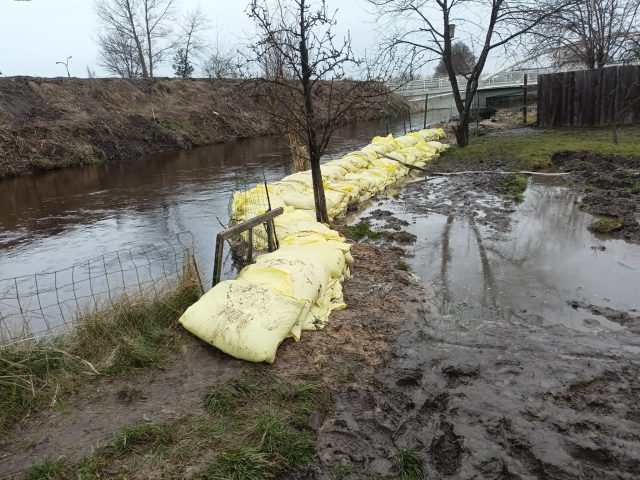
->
[299,0,329,224]
[309,149,329,223]
[455,113,471,147]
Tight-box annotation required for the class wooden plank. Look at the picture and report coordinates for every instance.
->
[212,207,284,287]
[219,207,284,240]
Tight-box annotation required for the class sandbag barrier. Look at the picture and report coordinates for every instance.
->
[180,128,449,363]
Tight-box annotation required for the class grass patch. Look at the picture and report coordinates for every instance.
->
[0,262,201,433]
[441,126,640,170]
[394,449,425,479]
[496,173,528,202]
[588,217,624,233]
[26,459,67,480]
[197,446,272,479]
[343,221,383,241]
[104,422,173,457]
[197,369,331,478]
[64,370,331,478]
[398,260,411,271]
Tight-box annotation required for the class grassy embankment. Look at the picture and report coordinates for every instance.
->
[439,126,640,170]
[0,77,405,178]
[1,259,335,478]
[0,263,202,435]
[434,126,640,202]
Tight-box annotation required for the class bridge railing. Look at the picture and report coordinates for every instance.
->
[389,70,540,96]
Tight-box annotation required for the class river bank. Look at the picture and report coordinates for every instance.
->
[5,169,640,477]
[0,77,405,178]
[0,243,431,479]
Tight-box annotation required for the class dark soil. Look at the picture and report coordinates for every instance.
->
[318,171,640,478]
[552,151,640,242]
[0,77,404,178]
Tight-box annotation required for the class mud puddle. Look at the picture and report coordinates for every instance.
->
[315,175,640,478]
[348,175,640,334]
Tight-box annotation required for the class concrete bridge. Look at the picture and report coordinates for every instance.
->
[388,70,544,110]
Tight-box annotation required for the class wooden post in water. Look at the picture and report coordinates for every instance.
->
[423,93,429,129]
[523,73,528,125]
[408,107,412,132]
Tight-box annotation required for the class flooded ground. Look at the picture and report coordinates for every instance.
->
[315,173,640,478]
[353,176,640,333]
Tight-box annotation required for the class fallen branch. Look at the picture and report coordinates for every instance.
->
[379,153,573,177]
[429,170,571,177]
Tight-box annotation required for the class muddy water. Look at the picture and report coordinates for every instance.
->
[355,176,640,334]
[0,118,414,284]
[323,175,640,478]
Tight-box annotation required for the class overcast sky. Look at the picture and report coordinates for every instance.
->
[0,0,512,78]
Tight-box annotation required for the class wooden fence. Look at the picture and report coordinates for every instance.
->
[537,65,640,127]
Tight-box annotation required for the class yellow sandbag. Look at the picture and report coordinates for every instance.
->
[179,280,307,364]
[267,240,350,278]
[183,127,449,363]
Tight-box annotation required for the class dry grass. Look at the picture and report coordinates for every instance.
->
[0,77,405,177]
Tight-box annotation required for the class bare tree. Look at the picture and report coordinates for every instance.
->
[433,41,475,77]
[173,8,209,78]
[534,0,640,69]
[95,0,176,78]
[96,0,149,77]
[370,0,568,147]
[202,48,244,79]
[142,0,178,77]
[98,29,143,77]
[248,0,389,223]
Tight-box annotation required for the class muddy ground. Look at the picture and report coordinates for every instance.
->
[552,151,640,242]
[306,174,640,478]
[0,77,403,177]
[425,147,640,243]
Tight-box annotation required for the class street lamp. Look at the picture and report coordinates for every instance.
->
[56,56,72,78]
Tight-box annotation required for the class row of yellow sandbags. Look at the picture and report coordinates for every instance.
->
[179,129,448,363]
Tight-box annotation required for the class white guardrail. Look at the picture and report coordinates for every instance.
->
[389,62,640,96]
[388,70,543,96]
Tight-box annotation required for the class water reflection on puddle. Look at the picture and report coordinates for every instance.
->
[353,176,640,334]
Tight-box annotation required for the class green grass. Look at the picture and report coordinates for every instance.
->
[196,369,331,478]
[0,262,201,433]
[589,218,624,233]
[23,369,330,479]
[26,459,68,480]
[394,449,425,479]
[441,126,640,169]
[398,260,411,271]
[197,447,272,480]
[496,173,528,202]
[104,422,173,457]
[343,221,383,241]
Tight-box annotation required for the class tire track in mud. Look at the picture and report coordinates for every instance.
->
[303,177,640,479]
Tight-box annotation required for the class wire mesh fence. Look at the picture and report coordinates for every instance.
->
[0,231,200,345]
[224,168,280,271]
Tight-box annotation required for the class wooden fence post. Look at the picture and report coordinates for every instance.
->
[523,73,528,125]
